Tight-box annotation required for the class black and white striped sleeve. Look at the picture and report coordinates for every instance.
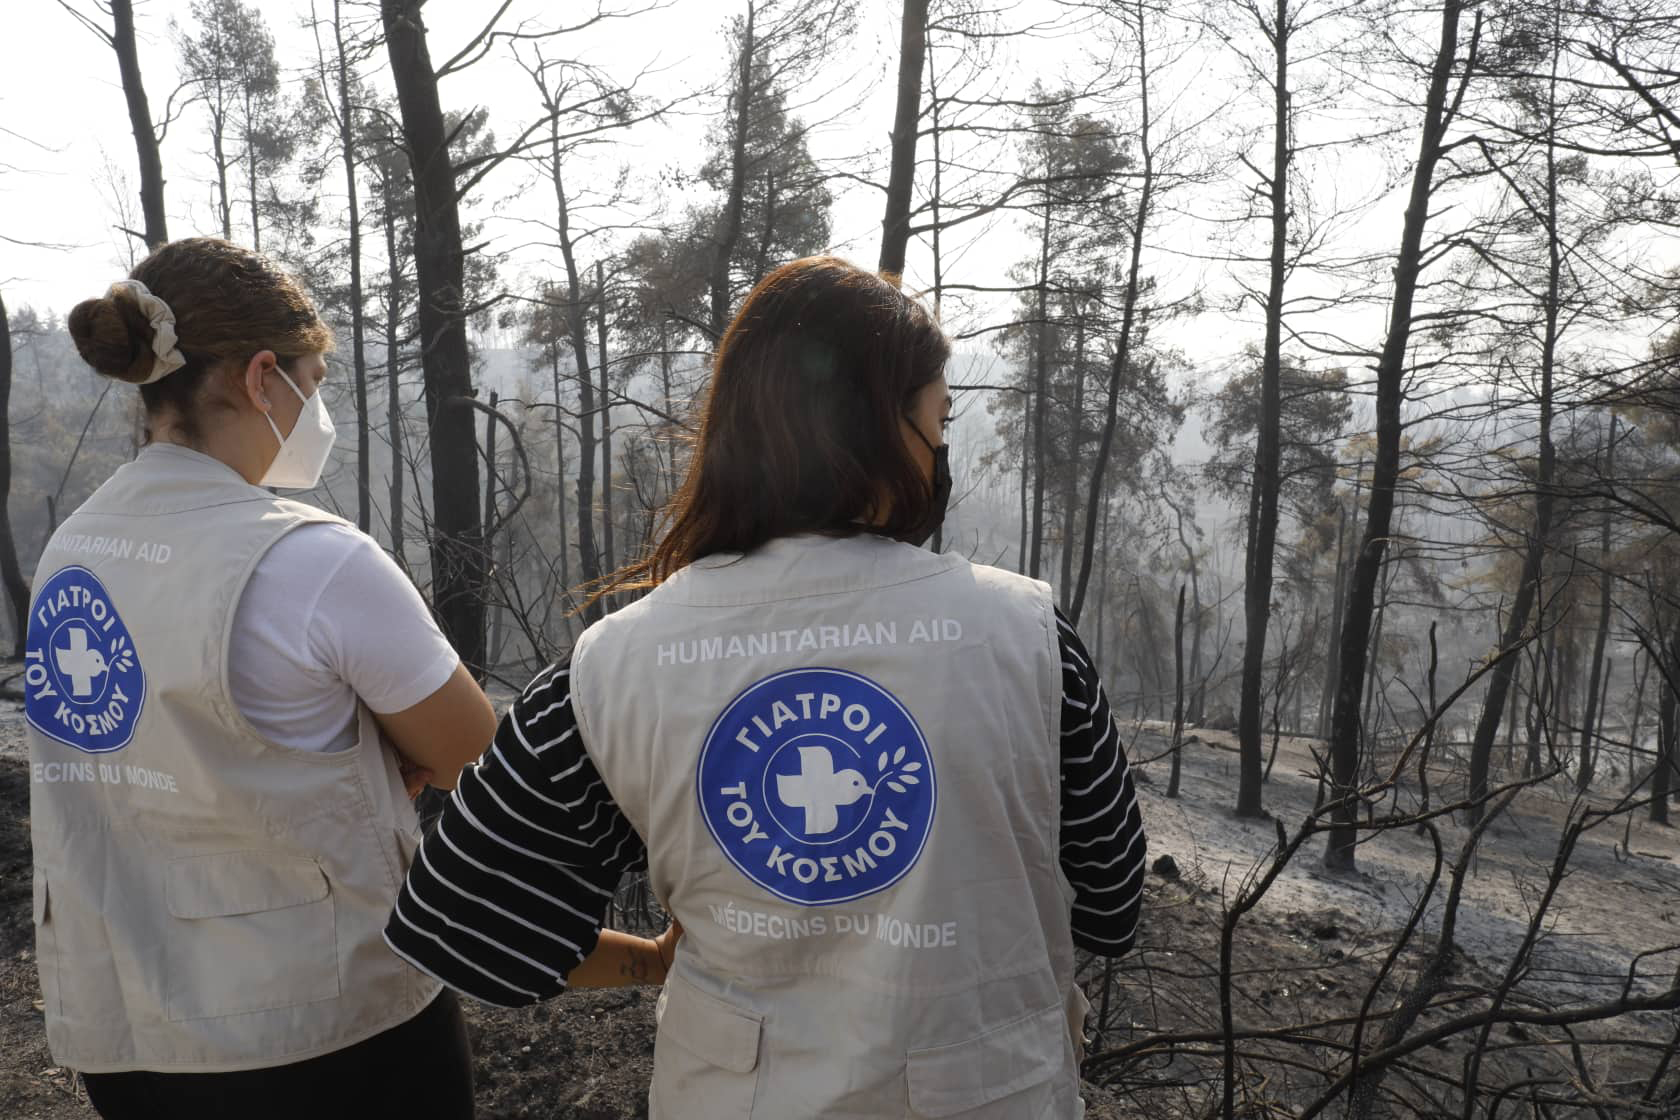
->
[383,655,648,1007]
[1056,608,1146,957]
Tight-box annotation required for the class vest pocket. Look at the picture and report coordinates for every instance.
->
[163,852,341,1022]
[651,970,762,1117]
[906,1001,1069,1118]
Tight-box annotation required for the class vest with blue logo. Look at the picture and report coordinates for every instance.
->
[25,445,437,1072]
[571,534,1086,1119]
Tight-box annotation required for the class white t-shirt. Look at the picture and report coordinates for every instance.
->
[229,520,459,752]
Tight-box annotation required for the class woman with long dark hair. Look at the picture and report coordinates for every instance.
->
[388,255,1146,1118]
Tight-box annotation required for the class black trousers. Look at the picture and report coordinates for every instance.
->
[81,990,474,1120]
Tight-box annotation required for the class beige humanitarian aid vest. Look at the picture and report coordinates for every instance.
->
[25,445,438,1073]
[572,533,1089,1119]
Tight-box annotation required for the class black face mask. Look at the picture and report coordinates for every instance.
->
[901,422,952,548]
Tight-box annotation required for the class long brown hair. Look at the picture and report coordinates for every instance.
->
[605,255,949,594]
[67,238,333,443]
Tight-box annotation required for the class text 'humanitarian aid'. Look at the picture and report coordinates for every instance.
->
[697,667,936,906]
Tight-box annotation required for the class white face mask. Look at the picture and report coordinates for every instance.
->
[259,368,336,490]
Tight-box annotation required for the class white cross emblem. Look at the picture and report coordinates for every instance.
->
[776,746,873,836]
[54,626,109,698]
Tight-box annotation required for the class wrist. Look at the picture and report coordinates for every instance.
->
[648,935,670,982]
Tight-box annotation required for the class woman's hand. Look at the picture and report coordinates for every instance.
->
[379,730,437,799]
[372,662,499,791]
[652,917,684,981]
[396,752,434,799]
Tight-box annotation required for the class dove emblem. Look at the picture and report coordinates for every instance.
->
[54,627,109,697]
[776,746,873,835]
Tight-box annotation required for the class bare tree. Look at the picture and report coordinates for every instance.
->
[0,294,29,656]
[1577,414,1617,790]
[381,0,487,670]
[57,0,169,248]
[878,0,930,277]
[174,0,281,245]
[1235,0,1296,819]
[705,0,856,340]
[311,0,372,530]
[1069,0,1157,625]
[1326,0,1478,870]
[1463,7,1573,826]
[361,97,414,564]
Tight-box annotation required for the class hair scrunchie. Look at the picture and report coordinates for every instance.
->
[108,278,186,383]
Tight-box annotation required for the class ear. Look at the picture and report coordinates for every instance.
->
[242,350,278,412]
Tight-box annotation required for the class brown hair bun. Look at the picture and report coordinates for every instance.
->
[73,239,334,445]
[67,291,162,384]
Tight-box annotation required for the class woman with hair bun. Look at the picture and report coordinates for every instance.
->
[387,255,1148,1118]
[28,237,506,1117]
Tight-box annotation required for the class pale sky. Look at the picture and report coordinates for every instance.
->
[4,0,937,315]
[4,0,1676,388]
[2,0,1239,362]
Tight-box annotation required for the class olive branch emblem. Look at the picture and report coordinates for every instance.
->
[874,745,923,794]
[107,634,136,676]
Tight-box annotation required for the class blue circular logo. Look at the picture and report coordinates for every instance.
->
[697,667,936,906]
[25,566,146,754]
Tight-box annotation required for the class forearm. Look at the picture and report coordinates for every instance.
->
[566,928,668,989]
[1056,608,1148,957]
[384,655,656,1006]
[374,662,498,791]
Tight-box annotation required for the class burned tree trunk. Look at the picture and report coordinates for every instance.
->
[1578,417,1617,792]
[1168,583,1186,799]
[1526,635,1555,778]
[112,0,168,247]
[1325,0,1474,870]
[1318,502,1349,738]
[1059,312,1087,609]
[382,0,486,672]
[1655,631,1677,826]
[383,196,406,566]
[1648,618,1680,824]
[709,1,756,340]
[333,0,371,532]
[483,390,501,666]
[1465,111,1561,823]
[1069,0,1154,626]
[1237,0,1293,818]
[877,0,928,277]
[550,155,601,624]
[1029,205,1051,580]
[596,262,615,579]
[0,294,29,656]
[550,345,570,598]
